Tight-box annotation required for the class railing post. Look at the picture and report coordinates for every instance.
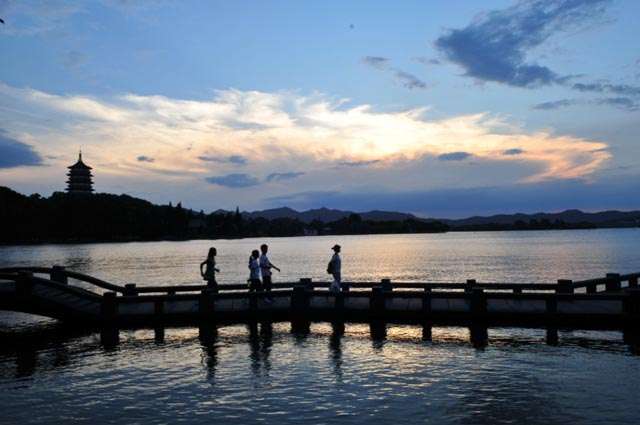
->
[124,283,138,296]
[300,278,313,290]
[101,292,117,322]
[557,279,573,294]
[629,276,639,288]
[465,279,476,293]
[51,266,68,285]
[381,279,392,292]
[606,273,622,292]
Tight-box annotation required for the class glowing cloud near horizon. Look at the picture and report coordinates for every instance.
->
[0,84,610,186]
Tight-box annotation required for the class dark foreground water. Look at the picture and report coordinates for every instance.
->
[1,230,639,424]
[1,320,638,425]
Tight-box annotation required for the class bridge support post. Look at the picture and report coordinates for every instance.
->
[471,288,486,317]
[51,266,68,285]
[546,327,559,345]
[422,287,432,341]
[371,286,385,313]
[16,271,34,301]
[292,285,309,310]
[606,273,621,292]
[370,320,386,342]
[101,292,117,322]
[199,289,214,318]
[154,300,165,343]
[470,325,488,348]
[623,288,640,327]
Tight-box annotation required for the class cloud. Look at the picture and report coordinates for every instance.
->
[532,97,639,111]
[435,0,611,88]
[532,99,582,110]
[205,173,261,188]
[362,56,427,90]
[439,152,472,161]
[363,56,389,69]
[596,97,639,111]
[0,84,611,187]
[62,50,87,69]
[394,70,427,90]
[265,172,305,182]
[503,149,525,156]
[137,155,155,162]
[413,57,441,66]
[572,82,640,97]
[198,155,247,165]
[339,159,381,167]
[0,130,44,168]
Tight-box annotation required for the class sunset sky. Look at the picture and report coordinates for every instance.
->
[1,0,639,218]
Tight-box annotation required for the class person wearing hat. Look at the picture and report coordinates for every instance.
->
[330,244,342,291]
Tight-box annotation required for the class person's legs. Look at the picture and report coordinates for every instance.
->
[263,275,273,300]
[208,278,218,294]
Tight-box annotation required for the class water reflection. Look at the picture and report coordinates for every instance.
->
[248,321,273,380]
[329,322,344,382]
[0,324,97,380]
[198,325,218,381]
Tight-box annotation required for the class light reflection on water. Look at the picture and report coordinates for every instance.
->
[1,230,640,423]
[0,229,639,287]
[0,320,639,424]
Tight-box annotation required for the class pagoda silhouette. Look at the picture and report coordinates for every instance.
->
[66,150,94,194]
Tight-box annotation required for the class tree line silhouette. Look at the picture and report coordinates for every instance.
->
[0,187,448,244]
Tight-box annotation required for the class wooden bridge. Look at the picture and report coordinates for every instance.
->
[1,266,640,346]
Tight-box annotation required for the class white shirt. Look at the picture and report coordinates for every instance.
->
[249,258,260,279]
[259,254,271,277]
[332,253,341,273]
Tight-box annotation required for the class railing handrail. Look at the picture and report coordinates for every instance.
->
[1,266,638,296]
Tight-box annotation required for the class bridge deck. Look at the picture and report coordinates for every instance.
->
[1,267,639,332]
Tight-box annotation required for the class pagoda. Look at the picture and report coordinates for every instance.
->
[66,150,94,194]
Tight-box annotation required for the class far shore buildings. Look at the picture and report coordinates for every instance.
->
[66,151,94,194]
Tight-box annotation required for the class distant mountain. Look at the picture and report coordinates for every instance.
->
[237,207,420,223]
[219,206,640,228]
[439,209,640,228]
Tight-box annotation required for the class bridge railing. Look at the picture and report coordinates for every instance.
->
[1,266,639,297]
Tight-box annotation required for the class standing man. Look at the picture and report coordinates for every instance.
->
[260,244,280,302]
[330,244,341,292]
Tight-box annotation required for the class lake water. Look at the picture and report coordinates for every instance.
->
[1,229,639,424]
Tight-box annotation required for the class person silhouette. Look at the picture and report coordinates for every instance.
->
[330,244,342,291]
[260,244,280,303]
[200,247,220,293]
[248,249,262,292]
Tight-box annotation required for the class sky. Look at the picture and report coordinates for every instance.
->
[0,0,639,219]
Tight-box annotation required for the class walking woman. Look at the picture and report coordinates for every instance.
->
[248,249,262,292]
[200,247,220,293]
